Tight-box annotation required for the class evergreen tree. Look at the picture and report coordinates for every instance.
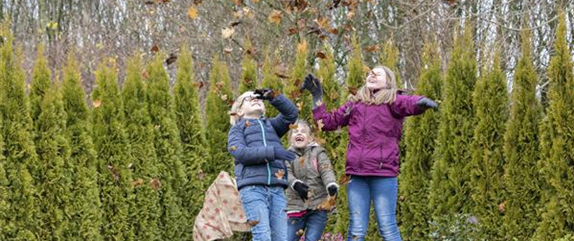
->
[204,56,234,185]
[146,54,189,241]
[260,50,284,118]
[173,48,207,227]
[315,44,342,234]
[239,40,258,94]
[30,45,52,123]
[61,53,102,240]
[533,14,574,241]
[91,59,135,241]
[399,42,442,240]
[0,115,7,240]
[468,53,508,240]
[379,39,402,88]
[285,40,311,121]
[0,25,39,240]
[35,84,75,240]
[429,24,477,220]
[123,55,162,241]
[501,30,541,240]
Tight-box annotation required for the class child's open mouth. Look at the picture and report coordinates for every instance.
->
[295,136,305,142]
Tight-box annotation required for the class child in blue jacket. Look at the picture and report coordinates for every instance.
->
[227,88,298,241]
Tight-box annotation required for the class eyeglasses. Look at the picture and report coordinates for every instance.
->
[239,95,258,108]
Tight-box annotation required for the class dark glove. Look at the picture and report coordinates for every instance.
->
[274,146,296,161]
[293,181,309,201]
[416,97,438,110]
[327,184,338,196]
[254,88,275,101]
[301,74,323,108]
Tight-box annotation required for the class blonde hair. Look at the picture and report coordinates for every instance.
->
[288,119,313,144]
[349,66,397,105]
[229,91,257,126]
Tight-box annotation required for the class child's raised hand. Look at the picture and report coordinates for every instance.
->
[293,181,310,201]
[274,146,296,161]
[416,97,439,110]
[300,74,323,98]
[254,88,276,101]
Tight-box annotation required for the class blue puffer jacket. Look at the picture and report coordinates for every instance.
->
[227,94,298,190]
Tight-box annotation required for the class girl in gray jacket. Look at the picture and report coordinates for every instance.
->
[286,119,339,241]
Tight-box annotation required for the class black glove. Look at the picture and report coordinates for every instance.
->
[254,88,275,101]
[327,184,338,196]
[416,97,438,110]
[301,74,323,98]
[274,146,296,161]
[293,182,309,201]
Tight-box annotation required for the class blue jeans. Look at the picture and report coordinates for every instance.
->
[347,176,401,241]
[239,185,287,241]
[287,210,328,241]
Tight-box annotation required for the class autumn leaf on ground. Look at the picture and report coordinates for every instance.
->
[221,27,235,39]
[187,6,198,19]
[275,170,285,179]
[339,175,351,185]
[93,100,102,108]
[150,178,161,190]
[268,10,282,24]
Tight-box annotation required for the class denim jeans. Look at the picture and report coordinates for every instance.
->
[239,185,287,241]
[287,210,328,241]
[347,176,401,241]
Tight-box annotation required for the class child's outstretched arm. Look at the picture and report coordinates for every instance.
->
[255,88,299,137]
[228,124,275,166]
[317,152,338,196]
[390,95,438,117]
[301,74,352,131]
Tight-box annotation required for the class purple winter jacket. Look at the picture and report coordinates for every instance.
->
[312,94,425,177]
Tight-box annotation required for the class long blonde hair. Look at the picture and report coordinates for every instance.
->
[349,66,397,105]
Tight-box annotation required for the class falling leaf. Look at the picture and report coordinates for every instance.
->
[233,10,243,18]
[297,19,306,30]
[230,21,242,27]
[193,81,204,88]
[314,17,329,29]
[339,175,351,185]
[364,45,379,53]
[154,125,161,129]
[245,120,251,127]
[144,0,155,5]
[216,81,224,89]
[362,66,371,73]
[347,11,355,19]
[296,41,308,53]
[296,229,305,236]
[232,0,244,6]
[187,6,198,19]
[132,178,144,187]
[151,45,159,52]
[230,146,237,151]
[194,0,202,4]
[46,21,58,30]
[443,0,457,6]
[275,170,285,179]
[93,100,102,108]
[248,220,260,227]
[298,157,305,166]
[315,136,326,145]
[328,28,339,35]
[289,124,299,130]
[348,87,358,95]
[251,0,259,3]
[244,7,255,19]
[275,72,290,79]
[221,94,228,101]
[316,51,327,59]
[329,91,338,100]
[165,53,178,65]
[296,102,303,111]
[288,28,298,35]
[224,47,233,54]
[150,178,162,190]
[318,195,337,211]
[268,10,282,24]
[142,70,149,79]
[221,27,235,39]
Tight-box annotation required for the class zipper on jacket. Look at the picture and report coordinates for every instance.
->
[257,119,271,185]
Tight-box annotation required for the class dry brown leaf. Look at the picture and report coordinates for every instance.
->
[268,10,282,24]
[339,175,351,185]
[154,125,161,130]
[230,145,237,151]
[329,91,338,100]
[288,28,298,35]
[275,169,285,179]
[315,136,326,145]
[150,178,161,190]
[289,124,299,130]
[150,45,159,53]
[245,120,251,127]
[316,51,327,59]
[315,17,329,29]
[193,81,204,88]
[316,119,325,131]
[220,94,228,101]
[232,0,244,6]
[347,10,355,19]
[298,157,305,166]
[141,70,149,79]
[165,53,177,65]
[193,0,202,5]
[498,201,506,213]
[224,47,233,54]
[328,28,339,35]
[187,6,198,19]
[364,45,379,53]
[221,27,235,39]
[348,87,358,95]
[318,195,337,211]
[296,41,308,53]
[93,100,102,108]
[132,178,144,187]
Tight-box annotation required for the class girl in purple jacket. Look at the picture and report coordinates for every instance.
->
[301,66,437,241]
